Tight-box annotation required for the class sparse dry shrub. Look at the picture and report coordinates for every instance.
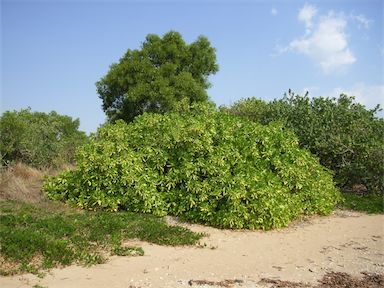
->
[0,163,45,203]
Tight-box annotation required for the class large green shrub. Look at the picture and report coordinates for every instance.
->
[0,108,87,168]
[44,104,340,229]
[227,94,384,193]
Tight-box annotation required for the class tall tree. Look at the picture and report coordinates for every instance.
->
[96,31,219,122]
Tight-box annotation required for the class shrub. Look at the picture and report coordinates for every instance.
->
[220,97,269,124]
[227,93,384,193]
[0,163,45,202]
[44,104,340,230]
[0,108,88,168]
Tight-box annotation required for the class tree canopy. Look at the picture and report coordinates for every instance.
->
[0,108,87,168]
[96,31,219,122]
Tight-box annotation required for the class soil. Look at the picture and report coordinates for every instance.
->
[0,210,383,288]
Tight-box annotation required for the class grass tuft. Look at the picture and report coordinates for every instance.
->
[111,246,144,257]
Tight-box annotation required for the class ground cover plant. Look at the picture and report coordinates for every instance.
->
[45,103,341,230]
[0,201,202,275]
[225,93,384,194]
[341,193,383,214]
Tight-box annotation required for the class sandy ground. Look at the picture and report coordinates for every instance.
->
[1,210,383,288]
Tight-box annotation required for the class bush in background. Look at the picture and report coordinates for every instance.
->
[226,93,384,193]
[44,104,340,230]
[0,108,87,168]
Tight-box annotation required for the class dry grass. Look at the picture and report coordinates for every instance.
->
[260,272,384,288]
[188,279,244,287]
[0,162,76,203]
[0,163,46,203]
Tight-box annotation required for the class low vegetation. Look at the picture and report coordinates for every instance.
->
[0,200,202,276]
[44,103,341,230]
[341,193,383,214]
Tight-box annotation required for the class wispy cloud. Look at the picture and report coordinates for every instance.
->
[282,4,357,74]
[271,7,278,16]
[298,3,317,33]
[300,83,383,112]
[350,13,372,29]
[328,83,384,108]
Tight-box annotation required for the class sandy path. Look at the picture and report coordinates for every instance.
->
[1,210,383,288]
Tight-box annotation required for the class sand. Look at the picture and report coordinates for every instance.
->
[1,210,383,288]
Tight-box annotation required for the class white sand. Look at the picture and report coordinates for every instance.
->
[1,210,383,288]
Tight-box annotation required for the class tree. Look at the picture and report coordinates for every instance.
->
[0,108,87,168]
[96,31,219,122]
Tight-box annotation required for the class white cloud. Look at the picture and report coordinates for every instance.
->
[350,13,372,29]
[298,3,317,33]
[285,5,356,73]
[327,83,384,108]
[271,8,278,16]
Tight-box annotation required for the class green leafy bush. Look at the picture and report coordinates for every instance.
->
[227,93,384,193]
[0,108,87,168]
[44,104,340,230]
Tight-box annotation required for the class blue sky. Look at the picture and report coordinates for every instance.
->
[2,0,383,133]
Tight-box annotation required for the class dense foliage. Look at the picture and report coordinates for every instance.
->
[96,31,219,122]
[226,93,384,193]
[0,108,87,168]
[44,105,340,230]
